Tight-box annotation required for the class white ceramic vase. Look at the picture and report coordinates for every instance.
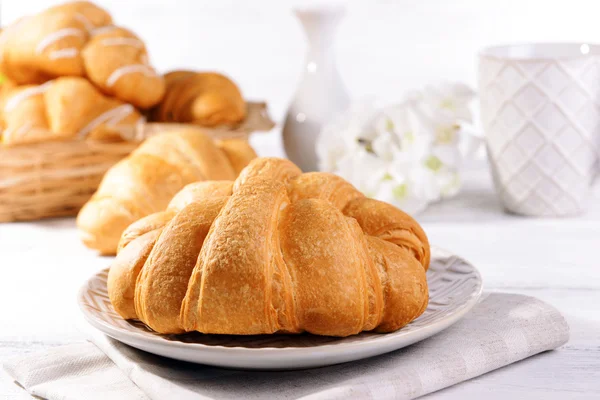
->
[283,4,350,172]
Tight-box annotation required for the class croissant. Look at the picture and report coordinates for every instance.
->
[0,2,164,109]
[151,71,246,126]
[0,76,142,146]
[82,26,165,109]
[77,128,257,255]
[0,84,50,145]
[108,158,430,337]
[0,2,112,83]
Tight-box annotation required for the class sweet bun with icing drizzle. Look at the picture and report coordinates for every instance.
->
[151,71,246,127]
[45,1,114,30]
[82,26,165,109]
[108,157,430,337]
[77,128,257,255]
[0,84,53,145]
[0,2,112,84]
[0,76,142,146]
[0,2,164,109]
[44,76,142,141]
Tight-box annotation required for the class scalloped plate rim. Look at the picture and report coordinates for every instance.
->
[78,246,483,369]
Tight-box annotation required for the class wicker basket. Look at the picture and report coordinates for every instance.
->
[0,102,274,222]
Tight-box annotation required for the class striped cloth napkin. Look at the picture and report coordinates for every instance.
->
[3,293,569,400]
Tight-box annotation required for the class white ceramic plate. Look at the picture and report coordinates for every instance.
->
[78,247,482,370]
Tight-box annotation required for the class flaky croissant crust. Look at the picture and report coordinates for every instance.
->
[108,158,430,337]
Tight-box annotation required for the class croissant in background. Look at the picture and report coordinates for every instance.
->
[0,2,111,83]
[82,26,165,109]
[0,1,164,109]
[151,71,246,126]
[109,158,430,337]
[0,84,50,145]
[0,76,142,146]
[77,128,257,254]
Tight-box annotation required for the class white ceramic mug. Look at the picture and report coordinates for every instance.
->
[479,43,600,216]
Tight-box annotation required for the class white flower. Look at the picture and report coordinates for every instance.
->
[432,143,461,168]
[408,165,441,203]
[422,82,475,122]
[317,82,478,216]
[317,100,376,171]
[375,177,429,215]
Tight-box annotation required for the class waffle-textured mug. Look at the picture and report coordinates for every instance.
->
[479,43,599,216]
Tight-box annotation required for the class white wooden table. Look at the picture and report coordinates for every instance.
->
[1,132,599,399]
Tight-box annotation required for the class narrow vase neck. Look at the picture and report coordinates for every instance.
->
[295,7,345,50]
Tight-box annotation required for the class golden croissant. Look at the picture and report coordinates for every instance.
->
[0,1,164,108]
[151,71,246,126]
[0,76,142,146]
[108,158,430,337]
[77,128,257,255]
[82,26,165,109]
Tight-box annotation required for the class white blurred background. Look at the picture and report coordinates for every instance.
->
[3,0,599,123]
